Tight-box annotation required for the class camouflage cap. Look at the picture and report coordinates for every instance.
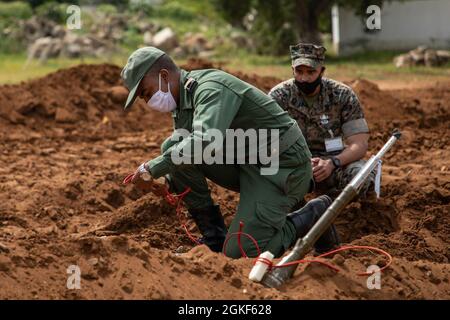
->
[121,47,165,109]
[290,43,326,69]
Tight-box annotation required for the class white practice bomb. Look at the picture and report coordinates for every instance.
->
[249,251,274,282]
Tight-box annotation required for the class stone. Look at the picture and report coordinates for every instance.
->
[0,243,10,253]
[108,86,128,104]
[143,31,153,46]
[152,27,178,51]
[55,107,78,123]
[0,256,12,271]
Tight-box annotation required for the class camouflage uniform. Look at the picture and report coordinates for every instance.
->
[269,43,375,199]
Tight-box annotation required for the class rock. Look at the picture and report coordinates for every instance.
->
[0,243,10,253]
[5,110,26,124]
[394,46,450,68]
[136,21,157,33]
[230,277,243,289]
[172,46,187,58]
[198,51,215,59]
[433,187,450,202]
[65,43,82,58]
[410,46,427,62]
[108,86,128,104]
[37,225,57,236]
[174,246,188,254]
[55,107,78,123]
[2,226,27,239]
[104,188,125,208]
[28,37,63,62]
[230,32,252,49]
[0,256,11,272]
[51,25,66,38]
[122,282,133,294]
[332,254,345,266]
[183,33,211,54]
[88,257,99,266]
[436,50,450,63]
[426,270,441,284]
[424,49,439,67]
[422,184,435,196]
[151,27,178,51]
[394,54,414,68]
[143,31,153,46]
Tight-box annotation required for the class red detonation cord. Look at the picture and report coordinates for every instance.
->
[123,173,136,185]
[223,221,393,276]
[164,187,201,245]
[124,172,393,276]
[123,172,200,245]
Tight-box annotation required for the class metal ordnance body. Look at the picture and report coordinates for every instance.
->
[261,131,401,288]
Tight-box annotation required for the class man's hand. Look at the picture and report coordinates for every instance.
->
[312,157,335,183]
[130,162,166,196]
[311,157,321,168]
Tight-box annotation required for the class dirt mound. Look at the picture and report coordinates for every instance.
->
[350,79,405,123]
[0,64,174,140]
[0,61,449,299]
[182,58,282,93]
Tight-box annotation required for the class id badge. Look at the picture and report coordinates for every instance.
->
[325,136,344,152]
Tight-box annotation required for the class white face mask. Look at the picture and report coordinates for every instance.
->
[146,73,177,112]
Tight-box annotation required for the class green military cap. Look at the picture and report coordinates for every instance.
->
[290,43,326,69]
[121,46,166,109]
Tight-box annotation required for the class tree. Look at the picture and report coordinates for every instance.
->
[214,0,390,55]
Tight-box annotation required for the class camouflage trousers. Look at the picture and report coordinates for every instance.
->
[314,159,376,199]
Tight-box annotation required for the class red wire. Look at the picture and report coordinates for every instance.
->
[164,187,202,245]
[237,221,246,258]
[256,245,393,276]
[123,172,199,245]
[222,222,392,276]
[223,229,261,258]
[124,173,393,276]
[313,245,393,276]
[123,173,135,185]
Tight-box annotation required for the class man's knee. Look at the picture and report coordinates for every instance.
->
[340,159,367,183]
[345,159,366,174]
[341,159,376,197]
[222,237,259,259]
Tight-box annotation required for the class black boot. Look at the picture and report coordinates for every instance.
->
[188,205,227,252]
[286,195,340,254]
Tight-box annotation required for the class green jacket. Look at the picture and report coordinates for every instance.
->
[148,69,312,178]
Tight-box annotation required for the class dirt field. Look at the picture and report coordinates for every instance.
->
[0,60,448,299]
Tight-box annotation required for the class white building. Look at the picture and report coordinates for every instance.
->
[332,0,450,55]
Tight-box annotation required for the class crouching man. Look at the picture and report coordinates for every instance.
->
[121,47,340,258]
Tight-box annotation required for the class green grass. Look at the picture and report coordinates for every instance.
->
[1,51,449,86]
[0,53,129,84]
[2,0,448,85]
[217,50,450,82]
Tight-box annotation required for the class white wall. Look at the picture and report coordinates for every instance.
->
[333,0,450,55]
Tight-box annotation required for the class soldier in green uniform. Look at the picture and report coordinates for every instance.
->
[269,43,375,199]
[121,47,340,258]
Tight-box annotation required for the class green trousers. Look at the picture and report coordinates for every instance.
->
[162,139,313,258]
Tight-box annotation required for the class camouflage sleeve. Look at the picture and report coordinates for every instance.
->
[341,88,369,138]
[268,85,289,110]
